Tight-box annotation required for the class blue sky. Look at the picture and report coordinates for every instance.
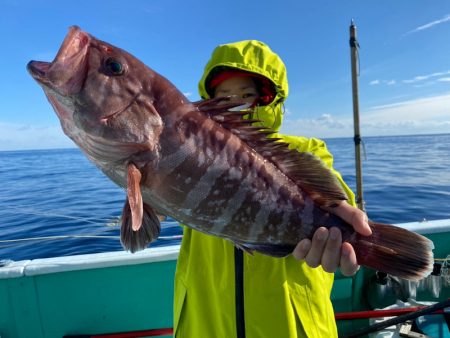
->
[1,0,450,150]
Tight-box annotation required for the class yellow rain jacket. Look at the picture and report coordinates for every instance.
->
[174,40,356,338]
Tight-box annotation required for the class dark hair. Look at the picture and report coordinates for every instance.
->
[205,66,277,106]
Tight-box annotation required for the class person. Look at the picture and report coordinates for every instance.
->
[173,40,371,338]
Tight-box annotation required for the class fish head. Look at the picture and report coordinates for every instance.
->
[27,26,164,163]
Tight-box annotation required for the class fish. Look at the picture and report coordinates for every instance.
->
[27,26,434,281]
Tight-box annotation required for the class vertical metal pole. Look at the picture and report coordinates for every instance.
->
[350,20,365,211]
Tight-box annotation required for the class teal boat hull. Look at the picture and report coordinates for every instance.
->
[1,220,449,337]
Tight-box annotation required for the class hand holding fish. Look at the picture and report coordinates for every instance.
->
[293,201,371,276]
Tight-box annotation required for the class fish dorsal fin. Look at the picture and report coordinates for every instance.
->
[194,97,252,116]
[271,149,348,206]
[195,98,348,207]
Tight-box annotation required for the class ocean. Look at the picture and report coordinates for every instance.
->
[1,133,449,262]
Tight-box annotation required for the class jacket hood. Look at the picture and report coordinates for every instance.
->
[198,40,289,131]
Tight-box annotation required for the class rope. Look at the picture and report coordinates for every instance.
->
[0,234,182,246]
[3,204,116,225]
[1,204,182,248]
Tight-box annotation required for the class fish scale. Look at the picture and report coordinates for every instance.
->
[158,118,315,244]
[27,26,434,280]
[158,121,271,238]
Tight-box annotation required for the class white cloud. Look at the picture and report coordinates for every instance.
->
[365,93,450,121]
[0,122,75,151]
[281,93,450,138]
[369,71,450,88]
[369,79,397,86]
[412,82,435,88]
[361,93,450,135]
[404,14,450,36]
[403,71,450,84]
[280,114,352,138]
[3,92,450,150]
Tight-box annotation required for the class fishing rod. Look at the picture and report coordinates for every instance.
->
[342,298,450,338]
[349,20,365,212]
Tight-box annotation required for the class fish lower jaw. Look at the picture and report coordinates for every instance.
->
[27,61,51,83]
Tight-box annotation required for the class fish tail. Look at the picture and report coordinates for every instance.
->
[350,221,434,281]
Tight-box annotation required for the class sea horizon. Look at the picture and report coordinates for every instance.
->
[2,132,449,153]
[1,133,449,261]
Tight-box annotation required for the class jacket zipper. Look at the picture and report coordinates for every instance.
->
[234,247,246,338]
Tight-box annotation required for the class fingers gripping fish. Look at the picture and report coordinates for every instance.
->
[27,26,434,281]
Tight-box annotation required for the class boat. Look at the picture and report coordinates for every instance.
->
[2,22,449,338]
[1,218,449,338]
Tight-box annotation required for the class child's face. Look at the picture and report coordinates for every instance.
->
[213,76,259,104]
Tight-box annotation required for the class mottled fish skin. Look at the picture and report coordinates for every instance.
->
[28,27,434,280]
[146,106,349,247]
[27,26,342,247]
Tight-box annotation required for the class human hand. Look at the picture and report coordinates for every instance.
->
[292,201,371,276]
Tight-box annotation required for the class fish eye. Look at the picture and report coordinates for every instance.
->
[104,57,124,76]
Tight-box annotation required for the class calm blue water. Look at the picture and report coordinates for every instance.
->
[1,134,449,261]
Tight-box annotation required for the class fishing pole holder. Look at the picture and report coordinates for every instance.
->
[396,256,450,301]
[355,257,450,337]
[366,256,450,311]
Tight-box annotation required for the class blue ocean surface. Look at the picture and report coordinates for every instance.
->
[1,133,449,261]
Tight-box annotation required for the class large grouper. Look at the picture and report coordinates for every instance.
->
[27,26,433,280]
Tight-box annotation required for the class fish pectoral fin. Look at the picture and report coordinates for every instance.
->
[126,163,144,231]
[121,199,161,253]
[121,163,161,253]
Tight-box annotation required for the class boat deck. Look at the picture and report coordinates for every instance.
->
[1,219,449,337]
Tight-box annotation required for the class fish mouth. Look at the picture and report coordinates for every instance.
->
[27,26,90,95]
[27,61,51,81]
